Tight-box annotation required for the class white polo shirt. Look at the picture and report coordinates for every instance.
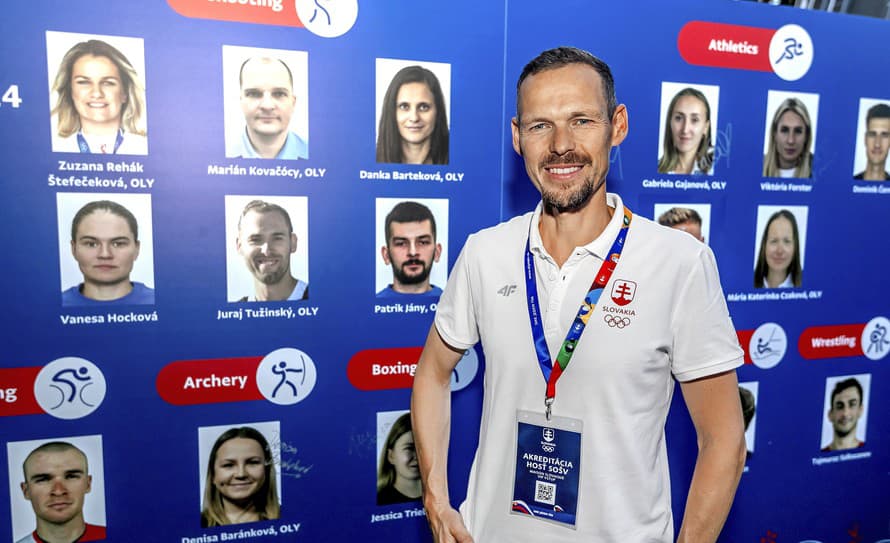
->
[435,193,743,542]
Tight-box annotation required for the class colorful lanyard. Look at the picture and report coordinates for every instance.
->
[524,206,632,419]
[77,129,124,154]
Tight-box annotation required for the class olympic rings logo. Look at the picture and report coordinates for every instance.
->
[604,315,631,328]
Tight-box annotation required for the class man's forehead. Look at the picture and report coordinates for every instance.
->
[390,220,433,237]
[241,59,291,89]
[241,210,289,231]
[25,449,86,476]
[834,386,861,400]
[867,117,890,131]
[518,64,607,116]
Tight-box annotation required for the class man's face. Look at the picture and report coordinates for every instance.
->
[382,219,441,288]
[828,386,863,438]
[396,82,437,146]
[864,117,890,168]
[240,59,296,139]
[71,211,140,288]
[774,110,807,169]
[21,449,91,526]
[236,210,297,285]
[70,54,126,129]
[511,64,626,212]
[671,220,704,242]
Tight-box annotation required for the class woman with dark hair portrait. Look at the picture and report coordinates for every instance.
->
[763,98,813,178]
[657,87,713,175]
[376,65,449,165]
[754,209,802,288]
[201,427,280,527]
[51,38,147,155]
[376,412,421,505]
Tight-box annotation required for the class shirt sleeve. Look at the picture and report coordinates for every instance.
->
[434,234,481,351]
[670,244,744,381]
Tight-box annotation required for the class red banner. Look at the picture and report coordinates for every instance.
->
[156,356,264,405]
[347,347,423,391]
[678,21,774,72]
[798,324,864,360]
[0,367,42,417]
[166,0,304,27]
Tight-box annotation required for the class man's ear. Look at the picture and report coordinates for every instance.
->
[511,117,523,156]
[381,245,391,265]
[610,104,628,146]
[433,243,442,263]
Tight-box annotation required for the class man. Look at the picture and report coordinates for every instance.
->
[63,200,154,306]
[378,201,443,296]
[18,441,105,543]
[657,206,705,242]
[854,103,890,181]
[411,47,745,543]
[235,200,308,302]
[822,378,866,451]
[230,57,308,160]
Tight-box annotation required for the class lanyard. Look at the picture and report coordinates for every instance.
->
[77,129,124,154]
[524,206,632,419]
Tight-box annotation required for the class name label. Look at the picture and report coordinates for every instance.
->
[216,307,319,320]
[374,302,436,315]
[641,178,727,191]
[60,311,159,325]
[726,291,822,302]
[370,508,425,523]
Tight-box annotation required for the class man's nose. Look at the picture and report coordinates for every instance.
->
[51,480,67,494]
[260,92,275,108]
[550,124,575,154]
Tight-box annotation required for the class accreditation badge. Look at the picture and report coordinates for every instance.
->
[510,410,582,528]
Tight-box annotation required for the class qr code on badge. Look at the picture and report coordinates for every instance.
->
[534,480,556,505]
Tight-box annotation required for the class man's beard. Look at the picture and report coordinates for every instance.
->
[251,259,289,285]
[392,258,432,285]
[833,423,856,439]
[538,151,604,213]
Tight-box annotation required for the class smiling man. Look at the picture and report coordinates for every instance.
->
[412,47,745,543]
[63,200,153,306]
[230,57,307,160]
[18,442,105,543]
[378,201,442,296]
[235,200,308,302]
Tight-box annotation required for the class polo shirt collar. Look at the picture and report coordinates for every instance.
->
[528,192,625,261]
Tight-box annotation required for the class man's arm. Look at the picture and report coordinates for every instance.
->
[676,369,747,543]
[410,325,474,543]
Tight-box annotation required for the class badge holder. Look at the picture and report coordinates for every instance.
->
[510,409,583,529]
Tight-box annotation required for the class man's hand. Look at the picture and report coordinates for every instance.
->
[425,502,474,543]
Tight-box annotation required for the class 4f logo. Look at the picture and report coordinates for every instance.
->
[611,280,636,306]
[498,284,517,297]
